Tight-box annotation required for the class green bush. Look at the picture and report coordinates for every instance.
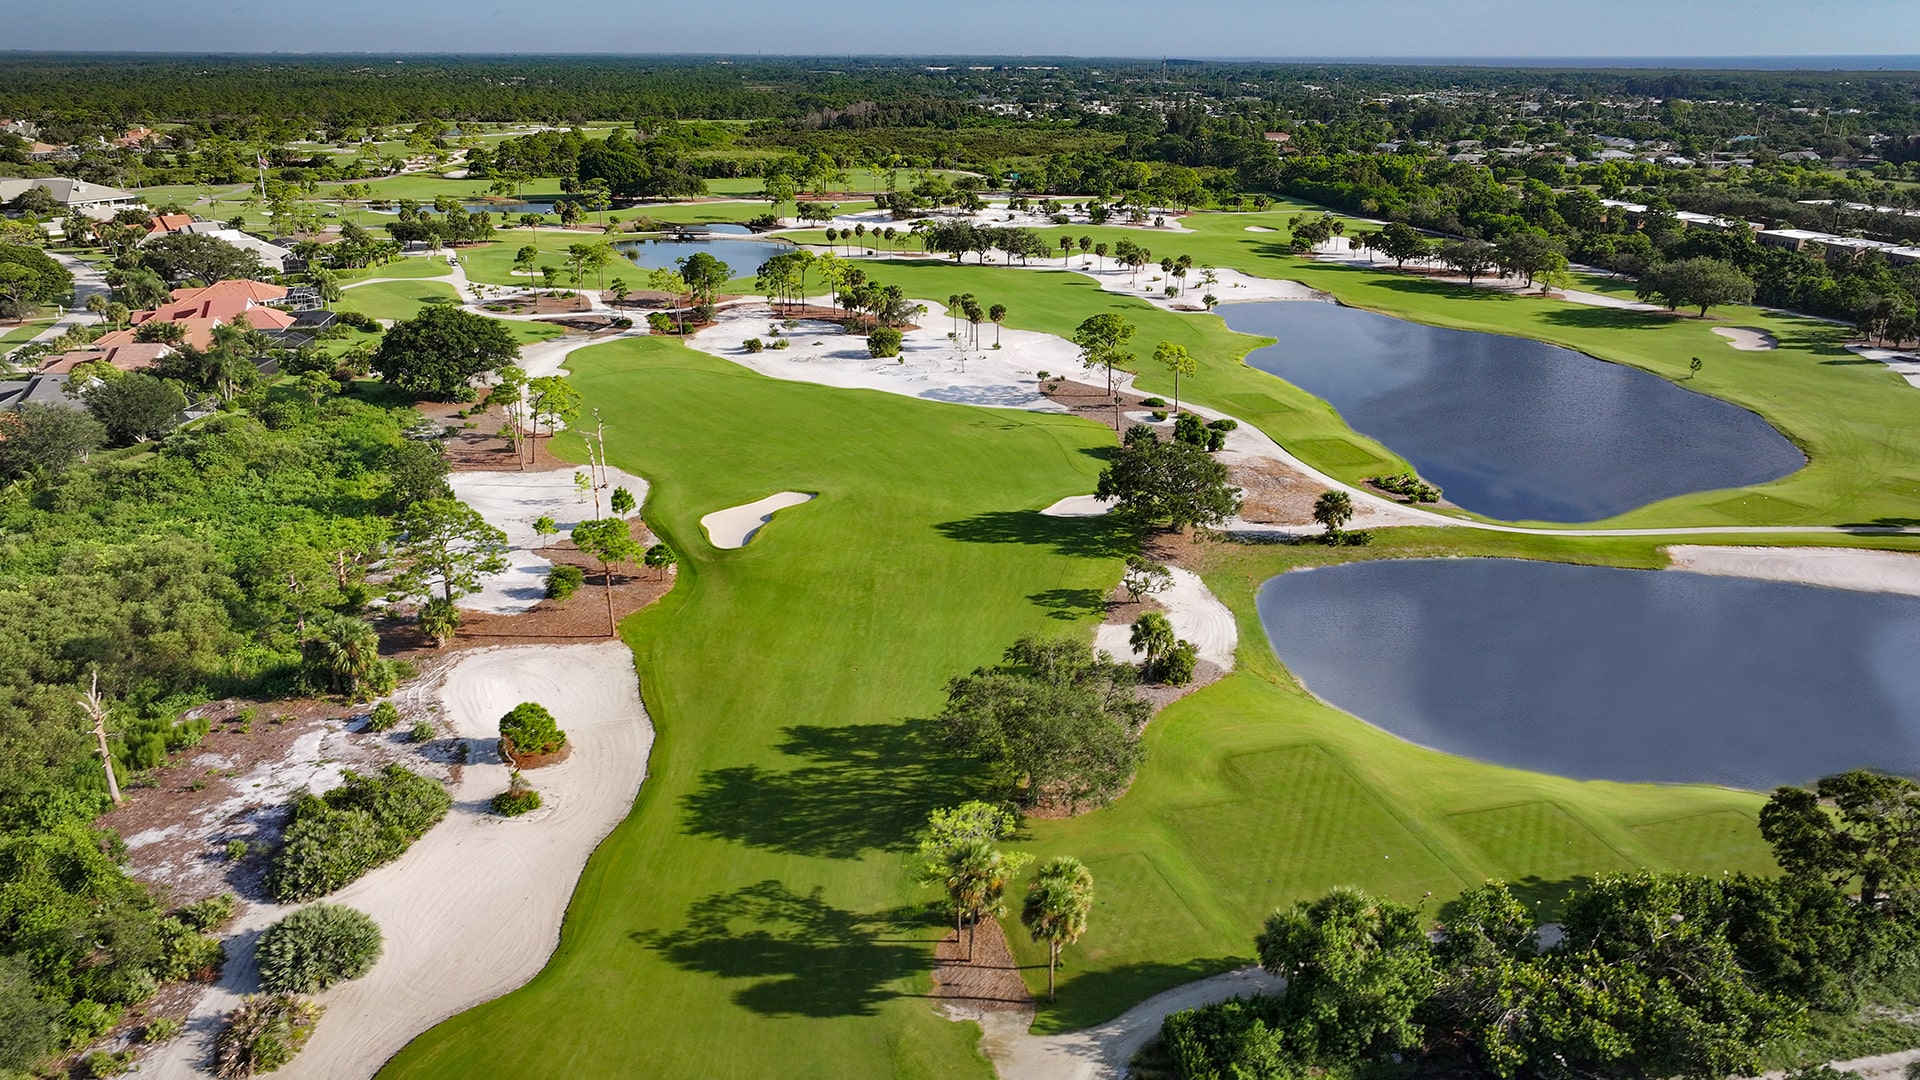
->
[418,597,460,645]
[491,772,542,817]
[82,1048,136,1077]
[1368,472,1442,503]
[224,839,250,861]
[1158,640,1199,686]
[867,326,903,358]
[144,1016,183,1043]
[408,719,435,743]
[1160,994,1298,1080]
[545,563,585,600]
[255,904,383,994]
[265,766,451,902]
[367,701,400,732]
[335,310,379,332]
[213,994,322,1080]
[156,917,226,981]
[1139,396,1166,407]
[644,543,677,570]
[177,893,237,932]
[743,337,764,353]
[499,702,565,759]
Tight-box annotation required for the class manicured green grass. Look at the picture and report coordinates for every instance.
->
[335,280,462,323]
[0,319,54,347]
[335,256,455,283]
[382,334,1123,1079]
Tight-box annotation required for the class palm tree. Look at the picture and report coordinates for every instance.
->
[944,840,1014,961]
[989,303,1007,347]
[309,613,381,697]
[947,293,962,339]
[1021,857,1095,1001]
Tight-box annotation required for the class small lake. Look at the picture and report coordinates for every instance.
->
[1219,302,1804,522]
[1258,559,1920,789]
[612,237,790,275]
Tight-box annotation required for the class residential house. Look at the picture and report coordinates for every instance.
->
[0,177,142,218]
[92,279,295,352]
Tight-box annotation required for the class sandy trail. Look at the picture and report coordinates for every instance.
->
[976,966,1283,1080]
[1847,344,1920,389]
[448,466,649,614]
[1039,495,1111,517]
[700,491,815,548]
[689,298,1078,411]
[1667,545,1920,597]
[1713,326,1778,351]
[139,642,653,1080]
[1093,566,1237,670]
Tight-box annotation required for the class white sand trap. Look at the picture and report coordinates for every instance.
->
[1005,260,1327,312]
[1713,326,1777,351]
[142,642,652,1080]
[1040,494,1112,517]
[701,491,815,549]
[1093,566,1237,670]
[1668,545,1920,597]
[1243,225,1276,232]
[689,299,1078,411]
[448,466,649,615]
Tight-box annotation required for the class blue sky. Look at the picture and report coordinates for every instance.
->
[10,0,1920,59]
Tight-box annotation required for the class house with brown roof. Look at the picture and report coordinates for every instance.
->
[37,342,175,375]
[93,280,296,352]
[144,212,199,236]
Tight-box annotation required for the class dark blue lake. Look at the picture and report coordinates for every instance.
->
[1258,559,1920,789]
[613,237,790,275]
[1219,301,1804,522]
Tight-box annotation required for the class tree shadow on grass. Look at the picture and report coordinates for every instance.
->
[1028,586,1109,621]
[934,508,1138,561]
[1368,275,1517,301]
[1535,305,1675,332]
[630,880,927,1018]
[681,720,975,859]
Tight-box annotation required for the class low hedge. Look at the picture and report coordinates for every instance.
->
[265,765,451,902]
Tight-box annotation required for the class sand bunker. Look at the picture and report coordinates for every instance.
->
[690,299,1078,411]
[1243,225,1276,232]
[448,467,650,614]
[1039,494,1112,517]
[144,642,653,1080]
[701,491,815,549]
[1093,566,1237,670]
[1846,344,1920,388]
[1668,545,1920,598]
[1713,326,1777,351]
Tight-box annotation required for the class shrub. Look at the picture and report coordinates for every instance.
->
[1174,411,1210,447]
[213,994,323,1080]
[225,839,250,861]
[691,303,715,323]
[491,772,542,817]
[144,1016,184,1043]
[499,702,565,759]
[646,311,676,333]
[1368,472,1441,503]
[771,338,790,349]
[1150,410,1167,422]
[610,316,632,329]
[367,701,400,732]
[1158,641,1199,686]
[644,543,677,570]
[66,1001,123,1046]
[867,325,903,358]
[255,904,384,994]
[82,1049,136,1077]
[156,917,226,980]
[362,659,400,698]
[177,893,238,932]
[418,597,460,645]
[545,563,585,600]
[1206,417,1238,432]
[266,765,451,902]
[743,337,764,353]
[335,310,379,332]
[1139,396,1166,407]
[409,719,435,743]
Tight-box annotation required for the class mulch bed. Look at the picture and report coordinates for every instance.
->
[484,293,591,316]
[932,920,1035,1015]
[1039,376,1150,435]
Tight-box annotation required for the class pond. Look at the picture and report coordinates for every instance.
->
[1219,301,1804,522]
[612,237,790,275]
[1258,559,1920,789]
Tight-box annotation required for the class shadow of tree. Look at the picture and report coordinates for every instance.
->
[1535,305,1675,332]
[681,720,974,858]
[631,880,928,1017]
[1368,275,1516,301]
[934,509,1138,561]
[1028,586,1108,621]
[1498,874,1599,919]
